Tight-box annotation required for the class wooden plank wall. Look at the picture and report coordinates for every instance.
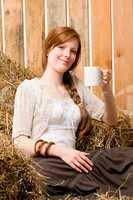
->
[46,0,67,31]
[4,0,24,65]
[25,0,44,74]
[0,1,2,50]
[113,0,133,113]
[91,0,112,99]
[68,0,89,78]
[0,0,133,113]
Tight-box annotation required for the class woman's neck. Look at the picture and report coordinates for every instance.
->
[39,67,70,98]
[40,67,64,87]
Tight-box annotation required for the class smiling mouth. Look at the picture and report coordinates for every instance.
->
[60,59,69,65]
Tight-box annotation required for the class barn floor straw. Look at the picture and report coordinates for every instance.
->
[0,51,133,199]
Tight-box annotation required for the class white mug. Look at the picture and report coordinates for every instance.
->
[84,66,103,86]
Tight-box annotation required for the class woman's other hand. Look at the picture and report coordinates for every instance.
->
[101,69,118,126]
[48,144,93,173]
[101,69,112,91]
[61,148,93,173]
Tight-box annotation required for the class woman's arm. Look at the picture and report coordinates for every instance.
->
[14,136,93,173]
[41,143,94,173]
[102,70,117,126]
[13,136,36,156]
[12,80,36,144]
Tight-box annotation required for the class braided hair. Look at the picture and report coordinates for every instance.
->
[63,71,92,139]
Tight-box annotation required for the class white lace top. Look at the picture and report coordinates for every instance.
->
[12,75,105,148]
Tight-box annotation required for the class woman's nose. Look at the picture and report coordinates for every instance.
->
[64,49,70,57]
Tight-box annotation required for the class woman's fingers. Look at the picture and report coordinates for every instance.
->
[80,152,93,167]
[70,162,82,173]
[72,160,89,173]
[76,158,92,172]
[70,152,93,173]
[102,70,112,83]
[61,148,94,173]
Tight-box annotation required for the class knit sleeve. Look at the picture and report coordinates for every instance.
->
[12,80,36,140]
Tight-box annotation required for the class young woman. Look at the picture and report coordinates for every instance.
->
[12,26,133,196]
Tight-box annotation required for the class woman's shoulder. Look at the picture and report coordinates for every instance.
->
[17,77,39,91]
[16,78,41,100]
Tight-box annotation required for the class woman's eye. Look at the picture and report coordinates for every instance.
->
[58,46,64,49]
[71,50,77,54]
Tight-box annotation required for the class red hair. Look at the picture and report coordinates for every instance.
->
[42,26,81,72]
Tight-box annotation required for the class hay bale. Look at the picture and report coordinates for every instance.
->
[46,193,133,200]
[0,51,35,88]
[76,111,133,151]
[0,134,44,200]
[90,193,133,200]
[0,51,45,199]
[0,51,35,136]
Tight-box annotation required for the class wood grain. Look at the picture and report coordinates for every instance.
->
[68,0,89,79]
[4,0,24,65]
[0,1,3,51]
[25,0,44,75]
[47,0,67,32]
[91,0,112,98]
[113,0,133,112]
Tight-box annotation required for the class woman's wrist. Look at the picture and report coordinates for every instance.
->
[34,139,48,156]
[34,139,55,157]
[103,90,112,96]
[47,144,65,158]
[45,142,55,157]
[102,86,113,96]
[34,140,68,158]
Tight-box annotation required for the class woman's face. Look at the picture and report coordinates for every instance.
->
[47,38,79,74]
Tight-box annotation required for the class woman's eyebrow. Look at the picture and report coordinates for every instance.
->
[71,47,78,51]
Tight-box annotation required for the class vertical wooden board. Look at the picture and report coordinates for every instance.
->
[4,0,24,65]
[25,0,44,75]
[114,0,133,112]
[0,1,3,50]
[68,0,89,79]
[91,0,112,98]
[47,0,67,32]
